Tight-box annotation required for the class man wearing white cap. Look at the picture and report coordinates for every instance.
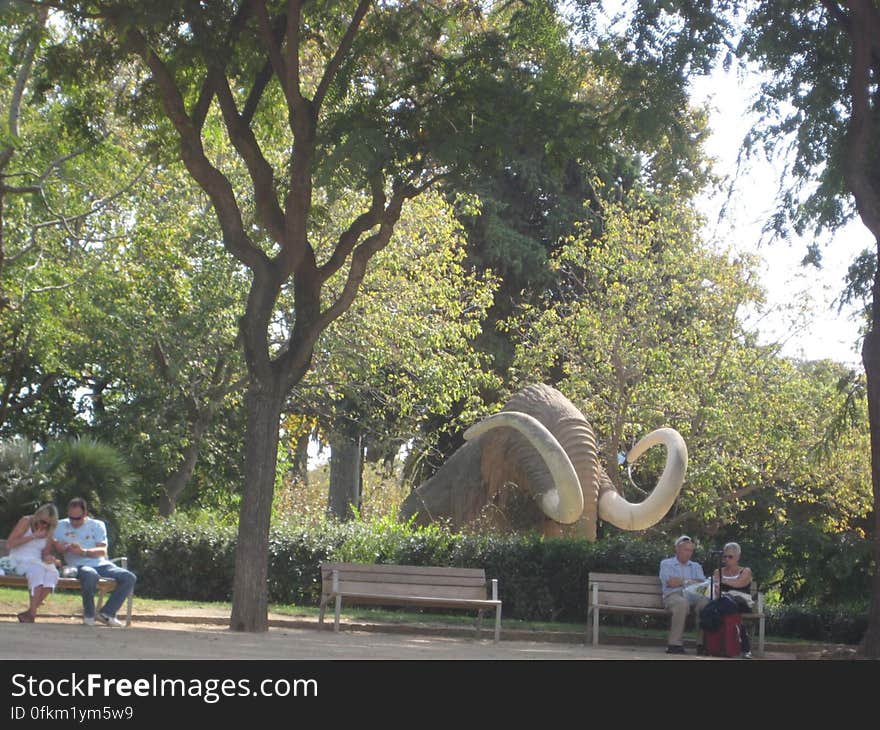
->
[659,535,708,654]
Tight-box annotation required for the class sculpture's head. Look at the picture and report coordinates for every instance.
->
[400,384,688,538]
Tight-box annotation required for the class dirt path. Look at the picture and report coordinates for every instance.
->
[0,613,798,660]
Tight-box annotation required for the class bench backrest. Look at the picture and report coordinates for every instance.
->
[589,572,666,609]
[588,571,760,609]
[320,562,489,601]
[0,539,8,557]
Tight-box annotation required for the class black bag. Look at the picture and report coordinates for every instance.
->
[699,594,740,632]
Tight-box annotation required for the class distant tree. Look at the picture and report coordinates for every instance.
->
[735,0,880,658]
[584,0,880,656]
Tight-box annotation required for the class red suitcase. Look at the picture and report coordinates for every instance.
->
[704,612,742,657]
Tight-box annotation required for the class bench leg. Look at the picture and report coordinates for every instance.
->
[334,594,341,633]
[758,616,765,657]
[476,609,484,638]
[125,592,133,627]
[318,597,326,627]
[494,605,501,643]
[592,606,599,647]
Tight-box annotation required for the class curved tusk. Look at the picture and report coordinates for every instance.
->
[598,427,688,531]
[465,411,584,524]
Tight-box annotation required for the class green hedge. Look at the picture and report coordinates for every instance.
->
[120,516,868,642]
[764,603,868,645]
[121,516,670,618]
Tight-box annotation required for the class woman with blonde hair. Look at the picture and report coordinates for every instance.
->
[5,503,60,622]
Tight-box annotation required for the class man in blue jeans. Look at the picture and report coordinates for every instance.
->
[53,497,136,627]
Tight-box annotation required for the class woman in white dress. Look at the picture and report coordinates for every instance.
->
[5,503,60,622]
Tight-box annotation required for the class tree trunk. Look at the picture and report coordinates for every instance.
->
[327,429,363,521]
[291,430,311,487]
[230,380,283,633]
[860,259,880,658]
[158,419,208,517]
[843,0,880,659]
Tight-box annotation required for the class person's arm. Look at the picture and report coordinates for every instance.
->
[660,560,682,589]
[720,566,752,589]
[41,541,58,563]
[65,542,107,559]
[5,516,39,548]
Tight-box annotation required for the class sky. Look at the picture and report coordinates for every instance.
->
[690,66,870,368]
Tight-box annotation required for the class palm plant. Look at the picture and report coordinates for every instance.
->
[0,436,47,535]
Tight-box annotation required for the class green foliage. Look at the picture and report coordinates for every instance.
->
[765,602,868,645]
[503,187,872,539]
[120,513,870,640]
[39,436,134,514]
[122,514,238,602]
[0,434,134,538]
[0,436,47,534]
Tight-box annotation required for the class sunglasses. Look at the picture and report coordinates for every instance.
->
[68,514,85,522]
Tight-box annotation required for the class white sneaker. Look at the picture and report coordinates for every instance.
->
[97,612,124,628]
[82,616,96,626]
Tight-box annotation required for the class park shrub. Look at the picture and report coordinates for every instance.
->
[120,516,868,641]
[764,601,868,645]
[122,517,669,617]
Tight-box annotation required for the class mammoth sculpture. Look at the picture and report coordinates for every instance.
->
[400,384,688,540]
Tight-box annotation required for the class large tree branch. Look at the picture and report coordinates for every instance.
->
[286,0,306,108]
[187,1,254,130]
[313,0,372,114]
[253,0,297,112]
[275,185,413,385]
[0,7,47,172]
[213,77,287,245]
[242,9,289,125]
[843,1,880,241]
[318,174,386,282]
[311,185,413,338]
[116,24,270,274]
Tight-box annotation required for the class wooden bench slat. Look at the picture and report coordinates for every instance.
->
[332,592,500,609]
[321,572,488,589]
[591,583,663,595]
[329,581,488,600]
[320,563,486,579]
[589,573,663,585]
[593,605,672,616]
[594,591,666,609]
[319,561,502,643]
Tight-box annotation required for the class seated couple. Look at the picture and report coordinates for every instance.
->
[4,497,136,626]
[659,535,753,657]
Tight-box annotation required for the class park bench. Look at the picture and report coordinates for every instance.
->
[0,539,134,626]
[586,572,765,656]
[319,562,503,642]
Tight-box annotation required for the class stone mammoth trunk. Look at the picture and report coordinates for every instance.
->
[399,384,688,540]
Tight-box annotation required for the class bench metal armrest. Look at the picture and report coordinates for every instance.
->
[109,556,128,568]
[490,578,498,601]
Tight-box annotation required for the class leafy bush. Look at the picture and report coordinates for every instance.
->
[764,602,868,645]
[119,516,868,642]
[122,517,667,618]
